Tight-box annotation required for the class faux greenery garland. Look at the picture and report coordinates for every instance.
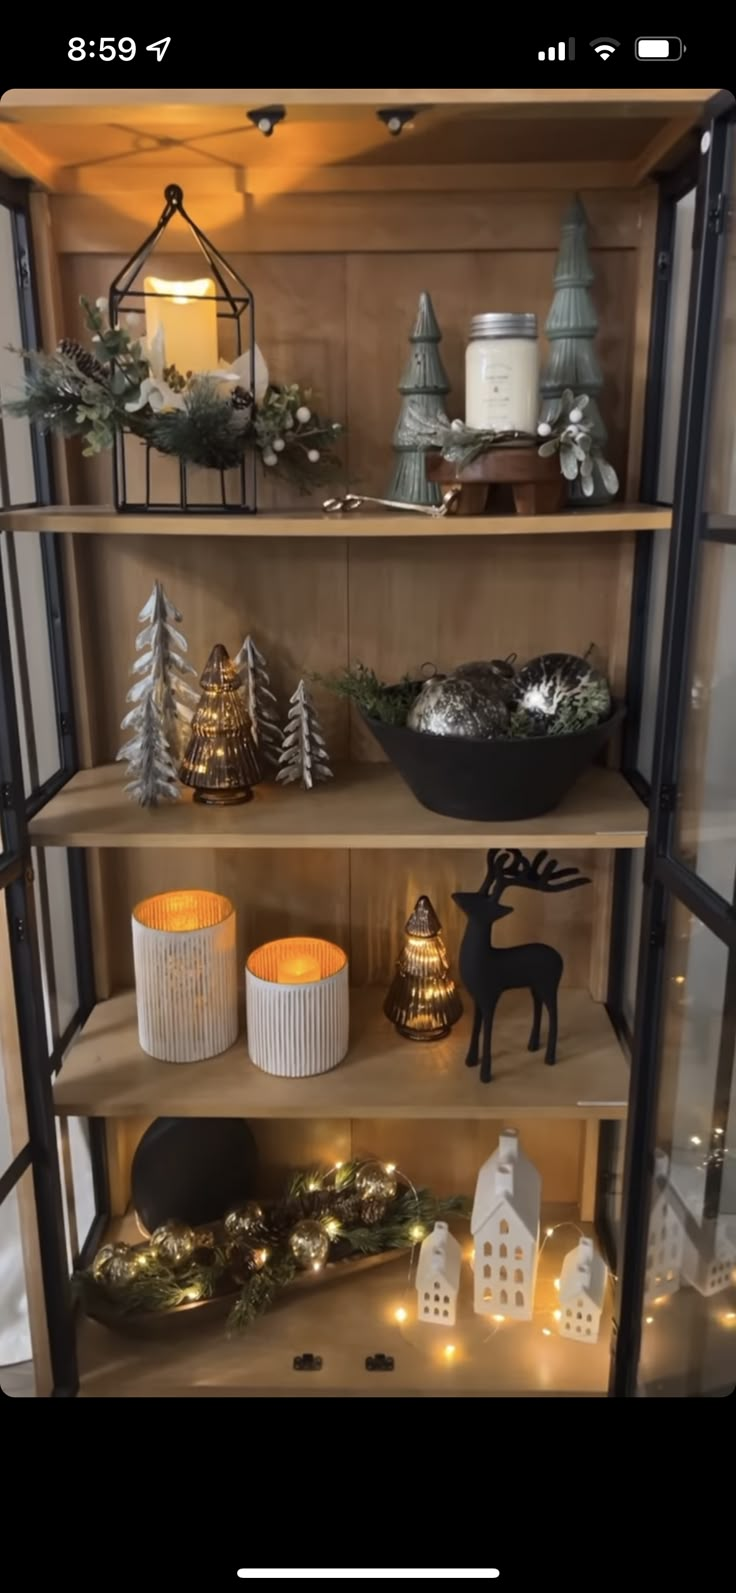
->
[5,296,342,490]
[405,388,619,499]
[75,1158,469,1334]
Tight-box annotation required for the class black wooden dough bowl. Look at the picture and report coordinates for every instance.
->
[361,704,625,822]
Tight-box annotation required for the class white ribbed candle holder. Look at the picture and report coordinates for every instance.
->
[132,890,238,1064]
[245,937,349,1078]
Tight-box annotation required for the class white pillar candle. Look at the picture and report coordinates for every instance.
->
[132,890,238,1064]
[144,276,219,375]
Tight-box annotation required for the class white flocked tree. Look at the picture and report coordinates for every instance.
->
[117,580,199,806]
[234,634,283,775]
[276,679,332,791]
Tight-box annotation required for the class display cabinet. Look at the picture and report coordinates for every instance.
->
[0,86,733,1397]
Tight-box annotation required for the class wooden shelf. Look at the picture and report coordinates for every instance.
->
[29,763,646,851]
[54,988,628,1121]
[77,1211,611,1397]
[0,505,672,538]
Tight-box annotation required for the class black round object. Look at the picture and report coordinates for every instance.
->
[132,1118,259,1233]
[362,704,624,822]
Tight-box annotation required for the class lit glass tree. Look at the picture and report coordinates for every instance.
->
[384,895,462,1041]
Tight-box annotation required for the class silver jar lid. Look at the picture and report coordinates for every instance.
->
[469,312,538,340]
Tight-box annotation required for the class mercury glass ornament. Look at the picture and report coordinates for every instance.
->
[131,1244,158,1273]
[407,675,509,739]
[104,1245,141,1287]
[452,658,517,702]
[355,1161,399,1203]
[91,1242,129,1282]
[224,1202,264,1241]
[512,651,611,736]
[150,1220,196,1268]
[289,1219,330,1270]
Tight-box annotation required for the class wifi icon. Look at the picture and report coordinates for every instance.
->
[590,36,620,59]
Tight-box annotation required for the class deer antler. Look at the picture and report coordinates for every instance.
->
[515,850,590,893]
[481,849,531,900]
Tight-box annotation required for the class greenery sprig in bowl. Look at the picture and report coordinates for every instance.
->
[5,295,342,491]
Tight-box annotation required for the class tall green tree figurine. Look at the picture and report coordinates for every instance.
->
[389,292,450,506]
[540,197,615,505]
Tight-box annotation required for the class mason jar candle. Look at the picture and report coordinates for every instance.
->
[465,312,539,434]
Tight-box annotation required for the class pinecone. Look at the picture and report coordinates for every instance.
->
[359,1198,388,1227]
[57,339,107,383]
[231,386,253,411]
[332,1193,362,1225]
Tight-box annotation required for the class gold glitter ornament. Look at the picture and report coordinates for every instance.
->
[130,1244,158,1274]
[355,1161,398,1203]
[288,1219,330,1270]
[150,1220,196,1268]
[223,1202,264,1240]
[91,1243,121,1281]
[104,1244,141,1287]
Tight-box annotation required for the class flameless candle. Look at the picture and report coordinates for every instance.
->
[276,954,322,985]
[132,890,238,1063]
[246,937,349,1078]
[144,275,218,375]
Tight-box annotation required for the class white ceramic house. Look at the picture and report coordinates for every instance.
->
[644,1150,683,1304]
[558,1236,607,1343]
[681,1217,736,1296]
[471,1129,540,1321]
[416,1220,462,1326]
[669,1162,736,1297]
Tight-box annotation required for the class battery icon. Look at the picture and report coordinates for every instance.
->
[635,36,684,60]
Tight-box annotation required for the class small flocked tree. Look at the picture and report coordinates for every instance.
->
[540,196,614,506]
[234,634,283,775]
[116,580,199,806]
[276,679,332,791]
[389,292,450,507]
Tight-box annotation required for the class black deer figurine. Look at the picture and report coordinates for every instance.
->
[453,849,589,1084]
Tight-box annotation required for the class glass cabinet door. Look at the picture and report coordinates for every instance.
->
[613,107,736,1397]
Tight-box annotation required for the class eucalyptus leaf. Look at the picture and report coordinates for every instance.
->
[598,459,620,496]
[581,471,595,497]
[560,449,579,481]
[538,439,558,458]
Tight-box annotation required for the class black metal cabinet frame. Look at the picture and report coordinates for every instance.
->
[610,100,736,1397]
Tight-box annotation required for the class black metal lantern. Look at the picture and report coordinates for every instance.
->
[108,184,257,514]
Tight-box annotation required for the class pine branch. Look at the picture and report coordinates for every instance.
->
[317,664,422,726]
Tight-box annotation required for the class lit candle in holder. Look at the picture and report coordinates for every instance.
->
[276,953,322,985]
[132,890,238,1064]
[144,275,219,375]
[246,937,349,1078]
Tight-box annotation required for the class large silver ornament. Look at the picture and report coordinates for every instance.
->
[512,652,611,736]
[452,659,517,701]
[407,675,509,739]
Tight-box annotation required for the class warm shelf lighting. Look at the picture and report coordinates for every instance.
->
[143,275,218,375]
[395,1307,408,1323]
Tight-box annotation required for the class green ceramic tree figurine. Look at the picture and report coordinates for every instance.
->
[540,197,615,505]
[389,292,450,506]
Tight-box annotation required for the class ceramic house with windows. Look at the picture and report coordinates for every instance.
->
[416,1220,462,1326]
[558,1236,607,1343]
[645,1150,684,1303]
[669,1162,736,1296]
[471,1129,540,1321]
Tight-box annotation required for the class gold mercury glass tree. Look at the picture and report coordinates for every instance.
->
[180,644,261,805]
[384,895,463,1042]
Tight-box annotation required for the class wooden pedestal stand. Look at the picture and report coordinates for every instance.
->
[427,446,565,515]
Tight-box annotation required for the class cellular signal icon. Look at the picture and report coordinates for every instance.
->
[590,36,620,59]
[538,38,575,60]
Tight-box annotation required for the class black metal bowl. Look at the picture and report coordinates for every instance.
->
[361,704,625,822]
